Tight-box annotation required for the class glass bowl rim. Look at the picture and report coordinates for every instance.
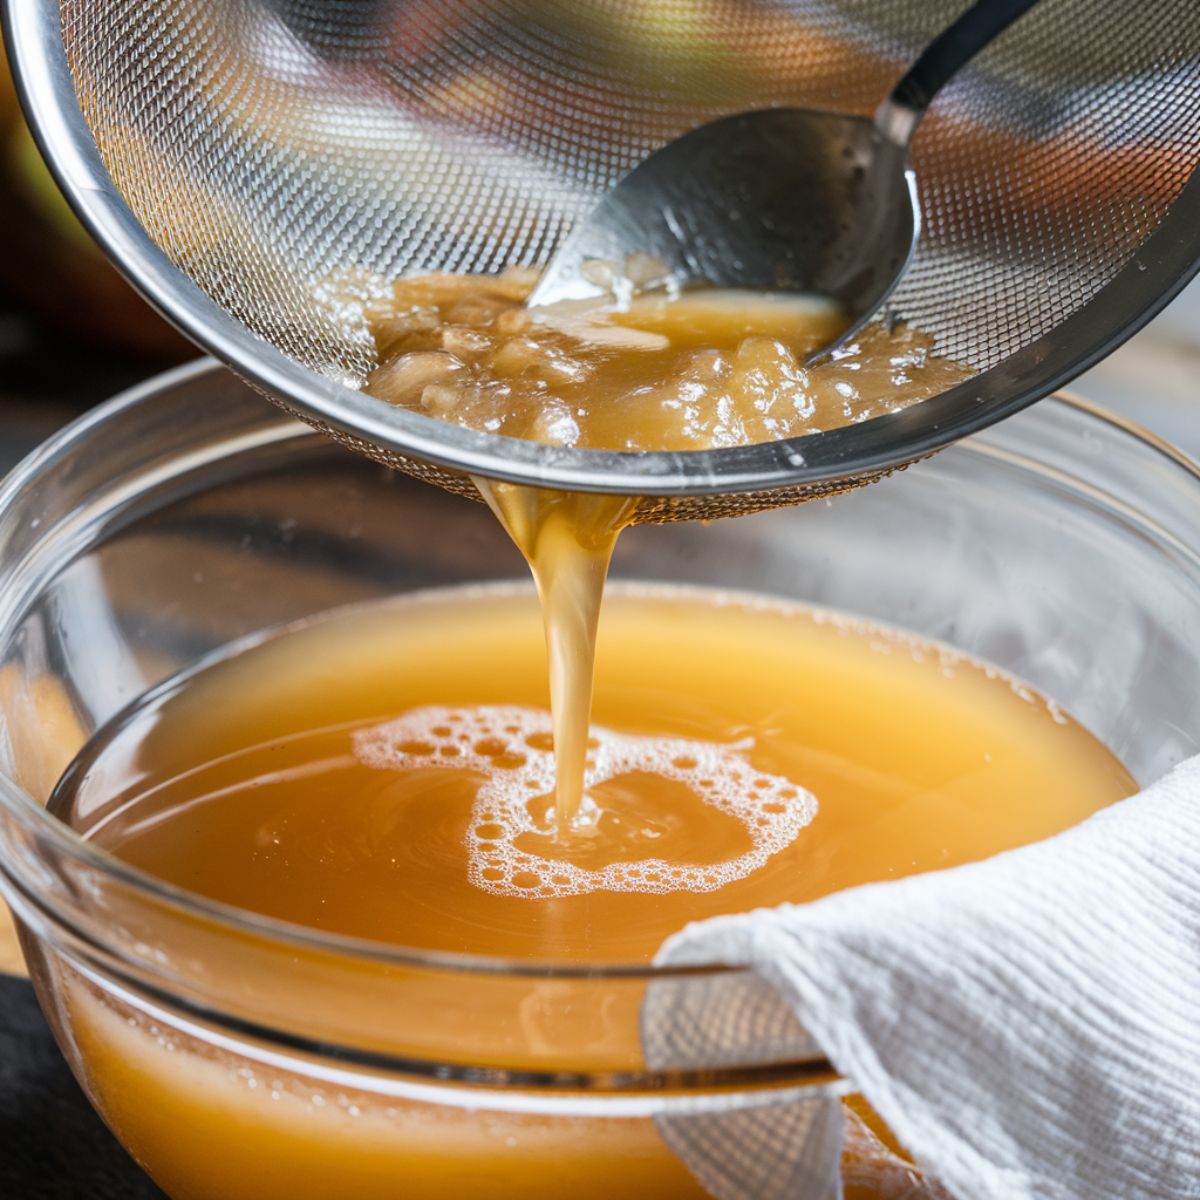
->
[0,362,1197,985]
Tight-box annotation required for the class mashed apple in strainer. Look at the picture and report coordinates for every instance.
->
[363,268,969,451]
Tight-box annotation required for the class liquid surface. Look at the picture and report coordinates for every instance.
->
[57,585,1134,964]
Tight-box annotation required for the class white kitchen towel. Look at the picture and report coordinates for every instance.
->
[653,754,1200,1199]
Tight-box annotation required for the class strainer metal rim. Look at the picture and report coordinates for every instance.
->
[7,0,1200,497]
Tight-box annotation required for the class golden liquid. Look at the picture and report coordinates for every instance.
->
[61,586,1131,958]
[474,485,636,824]
[52,586,1133,1199]
[365,272,970,822]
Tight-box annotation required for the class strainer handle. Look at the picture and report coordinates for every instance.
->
[877,0,1041,143]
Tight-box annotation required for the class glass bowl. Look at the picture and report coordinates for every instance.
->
[0,361,1198,1199]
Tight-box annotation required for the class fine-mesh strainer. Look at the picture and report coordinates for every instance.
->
[5,0,1200,522]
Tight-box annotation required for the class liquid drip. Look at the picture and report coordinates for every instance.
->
[474,483,634,825]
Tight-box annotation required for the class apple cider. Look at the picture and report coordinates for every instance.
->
[39,275,1122,1198]
[51,583,1133,1199]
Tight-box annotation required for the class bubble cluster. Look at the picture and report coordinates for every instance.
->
[353,706,817,899]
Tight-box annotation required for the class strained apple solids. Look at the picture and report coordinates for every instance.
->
[364,269,969,452]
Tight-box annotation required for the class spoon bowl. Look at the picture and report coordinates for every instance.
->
[529,0,1040,357]
[528,108,917,352]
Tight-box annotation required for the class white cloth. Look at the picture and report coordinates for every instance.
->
[653,755,1200,1199]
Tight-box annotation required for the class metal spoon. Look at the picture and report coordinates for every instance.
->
[528,0,1040,353]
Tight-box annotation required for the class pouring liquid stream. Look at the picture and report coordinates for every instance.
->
[365,269,970,831]
[475,483,635,828]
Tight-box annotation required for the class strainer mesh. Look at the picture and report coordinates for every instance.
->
[58,0,1200,514]
[300,408,914,524]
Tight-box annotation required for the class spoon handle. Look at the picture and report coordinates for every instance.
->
[877,0,1041,143]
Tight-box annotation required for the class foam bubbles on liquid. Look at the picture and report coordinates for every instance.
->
[353,706,817,899]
